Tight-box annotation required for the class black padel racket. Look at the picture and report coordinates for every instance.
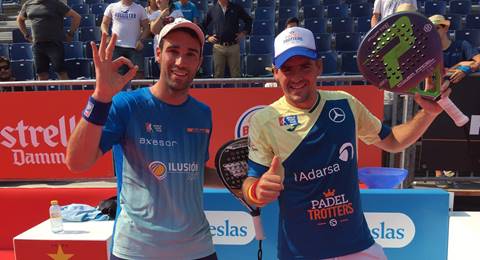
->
[215,137,265,260]
[357,11,469,127]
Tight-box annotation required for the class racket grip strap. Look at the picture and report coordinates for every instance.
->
[247,180,264,205]
[437,97,469,127]
[252,215,265,240]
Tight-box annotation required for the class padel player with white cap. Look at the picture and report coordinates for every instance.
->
[242,26,445,260]
[66,18,222,260]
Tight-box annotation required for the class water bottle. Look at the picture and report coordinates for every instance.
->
[49,200,63,233]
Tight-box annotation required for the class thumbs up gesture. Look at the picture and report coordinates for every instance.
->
[255,156,284,204]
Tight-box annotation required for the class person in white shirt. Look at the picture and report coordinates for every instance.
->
[149,0,184,61]
[371,0,417,27]
[101,0,150,79]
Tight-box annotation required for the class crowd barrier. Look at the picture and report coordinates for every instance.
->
[0,80,384,180]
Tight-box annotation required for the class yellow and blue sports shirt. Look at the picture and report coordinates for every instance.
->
[247,90,391,259]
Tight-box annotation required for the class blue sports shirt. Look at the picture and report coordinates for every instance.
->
[99,88,214,260]
[247,90,391,259]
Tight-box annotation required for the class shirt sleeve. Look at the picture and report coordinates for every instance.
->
[247,113,272,178]
[19,3,27,18]
[99,99,127,154]
[149,11,160,21]
[56,0,71,16]
[192,3,200,19]
[238,5,252,34]
[140,5,148,21]
[104,3,113,18]
[461,40,479,60]
[373,0,381,14]
[349,94,391,145]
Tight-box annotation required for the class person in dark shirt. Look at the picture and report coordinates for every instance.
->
[202,0,252,78]
[430,14,480,84]
[17,0,81,80]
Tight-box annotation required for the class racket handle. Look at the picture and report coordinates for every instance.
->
[252,215,265,240]
[436,97,469,127]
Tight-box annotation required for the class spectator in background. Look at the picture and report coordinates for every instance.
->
[150,0,184,60]
[102,0,150,79]
[174,0,200,24]
[16,0,81,80]
[203,0,252,78]
[430,14,480,181]
[285,17,299,28]
[145,0,160,18]
[430,14,480,84]
[371,0,417,27]
[0,56,15,91]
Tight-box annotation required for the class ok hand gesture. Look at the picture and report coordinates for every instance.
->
[91,33,138,102]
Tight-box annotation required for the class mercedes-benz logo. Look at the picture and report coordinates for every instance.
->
[328,108,346,123]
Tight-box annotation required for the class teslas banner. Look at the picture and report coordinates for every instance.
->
[0,86,384,180]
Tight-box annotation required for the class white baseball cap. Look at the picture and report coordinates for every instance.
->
[274,27,318,68]
[158,17,205,50]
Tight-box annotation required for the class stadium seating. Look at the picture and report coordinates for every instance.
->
[357,16,372,33]
[455,29,480,48]
[11,28,30,43]
[245,54,272,77]
[249,35,274,55]
[424,1,447,16]
[80,14,96,27]
[335,32,361,52]
[350,2,373,17]
[90,3,108,15]
[304,18,327,34]
[278,6,298,22]
[6,0,480,78]
[256,0,275,8]
[142,38,155,58]
[254,7,275,21]
[319,51,339,75]
[66,58,92,79]
[202,55,214,78]
[340,51,360,74]
[252,20,275,35]
[314,33,332,52]
[465,14,480,29]
[302,5,325,19]
[446,14,463,30]
[10,60,35,80]
[0,43,9,59]
[64,41,85,60]
[279,0,297,8]
[79,26,101,42]
[326,3,349,18]
[72,3,90,14]
[300,0,321,7]
[449,0,472,15]
[331,17,355,33]
[9,43,33,61]
[67,0,84,6]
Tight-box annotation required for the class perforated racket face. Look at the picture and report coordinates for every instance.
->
[357,12,443,94]
[215,137,249,191]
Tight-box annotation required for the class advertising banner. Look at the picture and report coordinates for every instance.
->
[0,86,384,180]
